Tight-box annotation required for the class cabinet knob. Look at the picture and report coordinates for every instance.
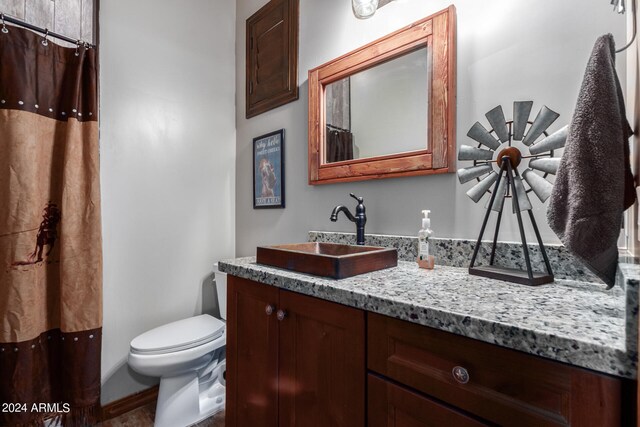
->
[265,304,275,316]
[276,309,287,321]
[452,366,470,384]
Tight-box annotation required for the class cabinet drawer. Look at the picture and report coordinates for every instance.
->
[368,374,488,427]
[367,313,624,427]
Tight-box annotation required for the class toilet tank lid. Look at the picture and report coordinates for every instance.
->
[130,314,225,354]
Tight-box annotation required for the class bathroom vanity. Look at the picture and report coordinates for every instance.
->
[219,251,638,426]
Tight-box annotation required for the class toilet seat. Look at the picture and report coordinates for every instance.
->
[131,314,225,355]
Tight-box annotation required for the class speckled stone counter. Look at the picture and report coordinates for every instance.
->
[309,231,603,283]
[218,257,639,379]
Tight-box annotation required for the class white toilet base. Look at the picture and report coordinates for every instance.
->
[154,369,225,427]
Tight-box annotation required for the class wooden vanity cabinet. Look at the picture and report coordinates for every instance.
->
[226,275,633,427]
[226,276,365,427]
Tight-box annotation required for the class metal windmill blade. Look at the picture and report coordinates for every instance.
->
[467,122,501,150]
[529,158,560,175]
[458,145,494,161]
[529,125,568,155]
[457,164,493,184]
[485,105,510,143]
[522,106,560,146]
[512,101,533,141]
[487,175,508,212]
[466,172,498,202]
[522,169,553,202]
[512,176,533,212]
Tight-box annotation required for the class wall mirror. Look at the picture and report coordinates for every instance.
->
[308,6,456,184]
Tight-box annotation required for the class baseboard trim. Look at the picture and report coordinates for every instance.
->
[101,385,159,421]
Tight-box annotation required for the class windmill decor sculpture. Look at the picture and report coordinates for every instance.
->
[457,101,568,286]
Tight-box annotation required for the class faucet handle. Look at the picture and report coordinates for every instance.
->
[350,193,363,204]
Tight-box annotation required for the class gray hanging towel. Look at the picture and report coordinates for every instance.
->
[547,34,635,288]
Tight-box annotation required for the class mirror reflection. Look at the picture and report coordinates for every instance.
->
[324,46,431,164]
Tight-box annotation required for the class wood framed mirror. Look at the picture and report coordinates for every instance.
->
[308,6,456,185]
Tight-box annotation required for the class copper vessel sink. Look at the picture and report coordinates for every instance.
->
[256,242,398,279]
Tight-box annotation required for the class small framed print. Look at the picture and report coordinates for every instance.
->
[253,129,285,209]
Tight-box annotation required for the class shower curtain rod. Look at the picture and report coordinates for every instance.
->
[0,12,95,48]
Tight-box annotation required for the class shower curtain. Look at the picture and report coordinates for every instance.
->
[0,27,102,426]
[326,126,354,163]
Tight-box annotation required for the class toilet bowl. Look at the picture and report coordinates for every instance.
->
[128,264,228,427]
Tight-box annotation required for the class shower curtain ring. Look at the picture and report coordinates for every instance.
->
[75,39,81,56]
[1,14,8,34]
[41,29,49,46]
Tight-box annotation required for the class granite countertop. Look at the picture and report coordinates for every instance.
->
[218,257,639,379]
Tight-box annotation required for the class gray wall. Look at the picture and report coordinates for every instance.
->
[99,0,235,404]
[235,0,628,256]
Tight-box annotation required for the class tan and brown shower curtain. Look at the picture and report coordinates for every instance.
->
[0,27,102,426]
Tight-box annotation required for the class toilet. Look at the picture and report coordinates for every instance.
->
[128,264,228,427]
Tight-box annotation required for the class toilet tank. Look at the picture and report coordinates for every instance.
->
[213,263,227,320]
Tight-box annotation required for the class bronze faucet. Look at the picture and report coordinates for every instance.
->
[330,193,367,245]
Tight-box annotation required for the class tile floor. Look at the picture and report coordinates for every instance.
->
[98,403,225,427]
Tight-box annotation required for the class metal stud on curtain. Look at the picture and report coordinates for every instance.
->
[0,26,102,426]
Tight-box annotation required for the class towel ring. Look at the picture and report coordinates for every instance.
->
[615,0,637,53]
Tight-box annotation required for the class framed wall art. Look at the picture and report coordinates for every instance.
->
[253,129,285,209]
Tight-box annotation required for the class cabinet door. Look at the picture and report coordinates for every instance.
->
[368,375,488,427]
[278,289,365,427]
[227,276,280,427]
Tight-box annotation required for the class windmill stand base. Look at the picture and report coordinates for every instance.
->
[469,266,554,286]
[468,155,554,286]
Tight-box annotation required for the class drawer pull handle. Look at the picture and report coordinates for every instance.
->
[265,304,275,316]
[277,309,287,321]
[452,366,470,384]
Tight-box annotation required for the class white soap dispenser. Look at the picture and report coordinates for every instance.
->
[417,210,435,269]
